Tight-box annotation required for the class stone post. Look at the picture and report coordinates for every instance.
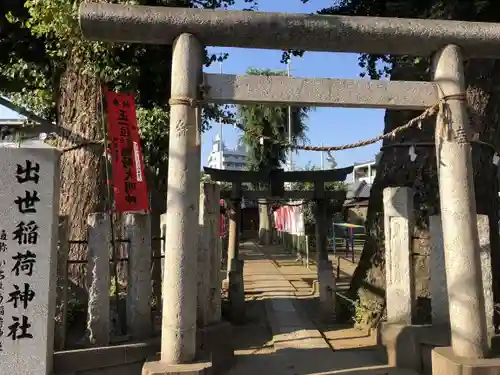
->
[305,235,310,268]
[430,214,494,348]
[196,185,235,373]
[123,212,152,339]
[383,187,414,324]
[315,199,328,263]
[145,32,208,372]
[314,182,336,322]
[87,212,111,347]
[433,44,488,358]
[226,184,245,323]
[429,215,449,326]
[226,184,242,280]
[151,212,162,310]
[228,258,245,323]
[198,183,222,326]
[477,215,494,348]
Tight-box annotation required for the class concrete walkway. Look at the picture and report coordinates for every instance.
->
[226,241,418,375]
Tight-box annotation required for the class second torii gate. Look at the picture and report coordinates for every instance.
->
[79,3,500,374]
[204,166,351,323]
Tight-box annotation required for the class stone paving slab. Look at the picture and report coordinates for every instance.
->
[227,241,420,375]
[256,243,381,350]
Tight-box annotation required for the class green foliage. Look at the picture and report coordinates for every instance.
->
[200,171,231,191]
[136,106,170,187]
[325,151,337,169]
[316,0,500,80]
[66,297,85,326]
[353,296,385,328]
[0,0,256,186]
[238,68,310,174]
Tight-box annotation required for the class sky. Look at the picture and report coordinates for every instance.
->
[0,0,384,170]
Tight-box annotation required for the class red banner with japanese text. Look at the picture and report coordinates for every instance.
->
[104,89,150,213]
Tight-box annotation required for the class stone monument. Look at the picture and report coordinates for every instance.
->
[0,140,60,375]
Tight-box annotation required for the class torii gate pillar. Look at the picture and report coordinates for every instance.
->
[79,2,497,369]
[143,33,212,375]
[433,44,488,359]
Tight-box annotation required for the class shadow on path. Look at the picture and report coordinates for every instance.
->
[226,241,417,375]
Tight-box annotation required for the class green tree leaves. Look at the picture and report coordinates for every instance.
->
[0,0,257,184]
[237,68,310,172]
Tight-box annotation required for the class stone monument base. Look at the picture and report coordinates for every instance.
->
[432,347,500,375]
[142,358,212,375]
[378,322,451,374]
[197,321,235,374]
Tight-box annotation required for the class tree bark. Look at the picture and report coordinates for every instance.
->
[348,59,500,328]
[55,49,107,294]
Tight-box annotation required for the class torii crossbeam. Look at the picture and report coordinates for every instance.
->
[79,3,500,57]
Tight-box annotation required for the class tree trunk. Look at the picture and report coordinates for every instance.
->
[258,199,272,245]
[55,49,107,294]
[348,59,500,328]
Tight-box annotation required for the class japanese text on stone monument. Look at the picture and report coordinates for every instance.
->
[0,143,60,375]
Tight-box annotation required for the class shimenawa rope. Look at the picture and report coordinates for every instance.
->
[43,89,467,154]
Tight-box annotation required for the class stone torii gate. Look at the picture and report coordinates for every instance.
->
[79,3,500,374]
[204,166,352,323]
